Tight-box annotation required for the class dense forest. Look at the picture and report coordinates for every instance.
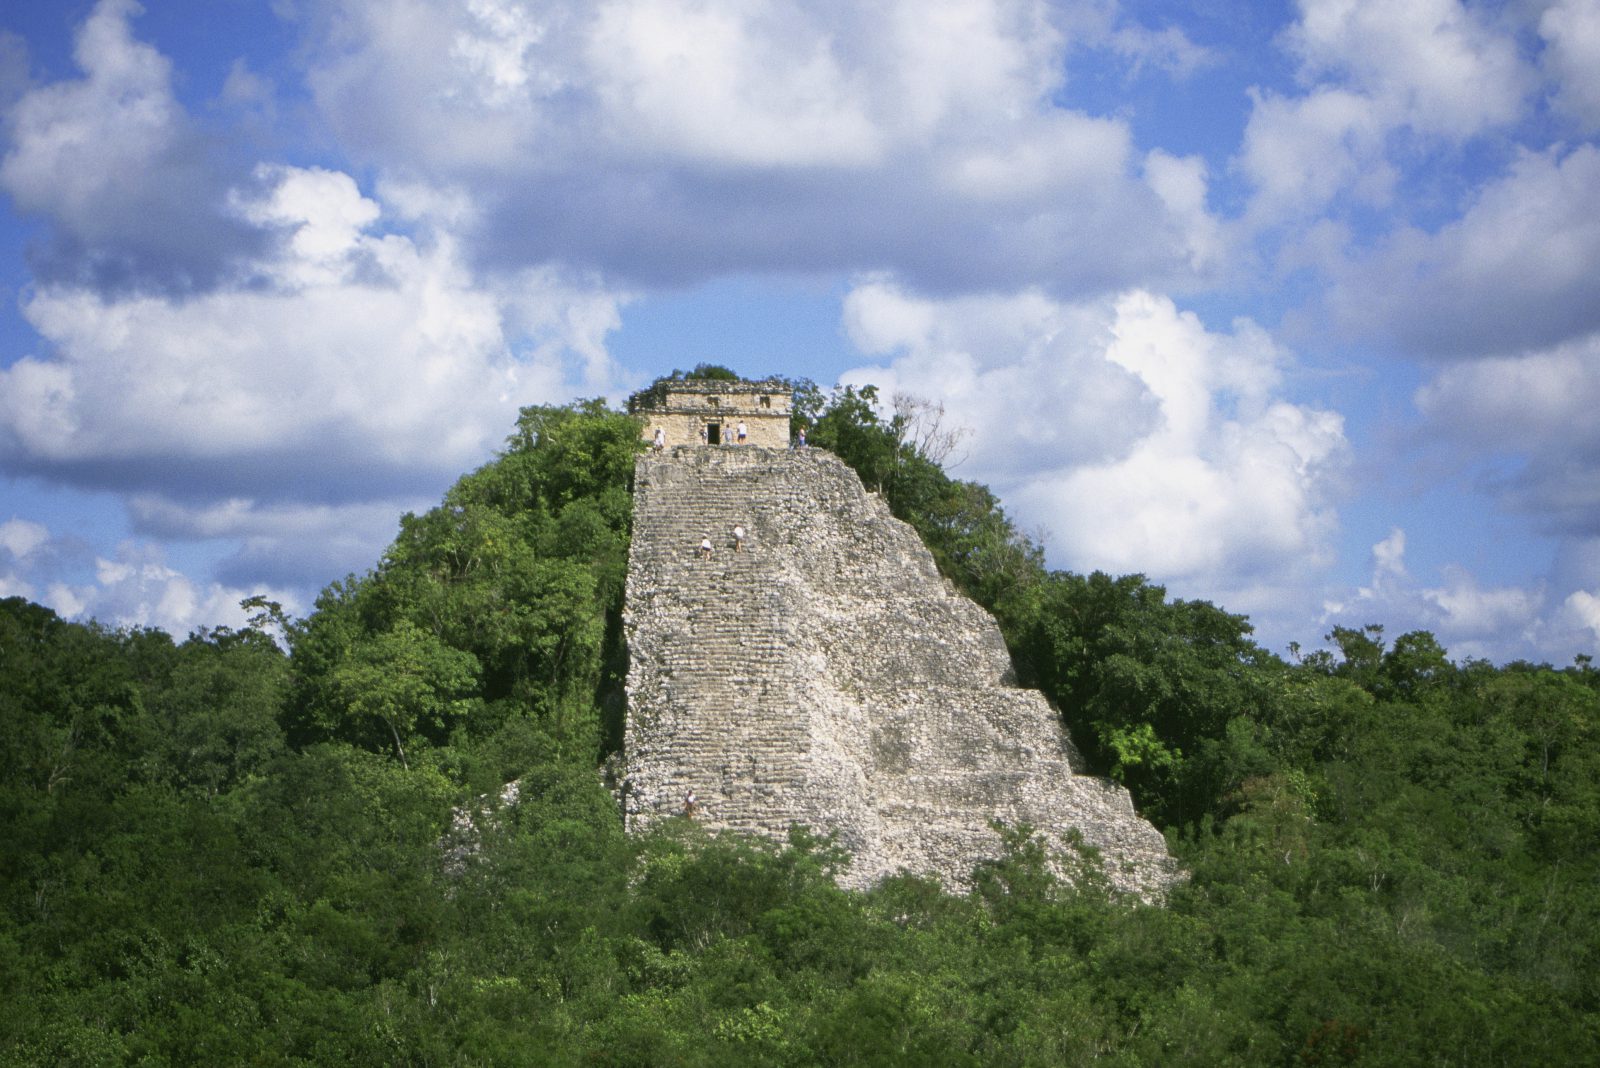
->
[3,380,1597,1064]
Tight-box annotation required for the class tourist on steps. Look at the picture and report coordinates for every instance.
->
[683,791,697,818]
[732,524,746,552]
[698,536,713,559]
[736,421,748,444]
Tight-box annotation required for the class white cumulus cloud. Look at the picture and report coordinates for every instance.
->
[1237,0,1531,231]
[1238,87,1392,227]
[0,517,50,560]
[1541,0,1600,132]
[1286,0,1527,139]
[1562,588,1600,645]
[586,0,880,167]
[233,164,384,287]
[0,0,178,228]
[0,519,298,636]
[288,0,1216,294]
[1320,528,1595,664]
[1414,329,1600,536]
[0,0,257,287]
[839,282,1349,628]
[1421,568,1543,643]
[0,157,629,590]
[1330,145,1600,356]
[0,0,641,622]
[0,163,625,485]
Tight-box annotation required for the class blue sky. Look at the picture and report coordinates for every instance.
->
[3,0,1599,664]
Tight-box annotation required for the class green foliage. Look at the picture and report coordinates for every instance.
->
[686,362,741,381]
[324,619,481,767]
[286,399,640,767]
[4,395,1600,1064]
[784,375,825,430]
[1003,569,1277,826]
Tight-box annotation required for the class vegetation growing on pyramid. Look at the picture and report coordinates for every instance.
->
[3,394,1597,1063]
[285,400,641,781]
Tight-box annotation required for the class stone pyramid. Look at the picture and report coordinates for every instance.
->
[621,445,1177,896]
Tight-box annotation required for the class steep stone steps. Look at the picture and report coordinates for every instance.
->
[621,445,1178,896]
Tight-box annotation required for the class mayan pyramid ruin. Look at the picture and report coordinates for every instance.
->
[619,413,1178,896]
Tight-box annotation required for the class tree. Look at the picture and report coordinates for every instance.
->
[147,625,288,795]
[325,620,481,767]
[1007,571,1277,825]
[1380,630,1454,701]
[1325,624,1386,690]
[288,400,639,763]
[891,391,970,468]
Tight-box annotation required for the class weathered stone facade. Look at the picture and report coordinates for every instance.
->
[632,379,792,449]
[622,445,1178,896]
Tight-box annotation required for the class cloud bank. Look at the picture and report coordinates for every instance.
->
[838,282,1348,626]
[291,0,1221,293]
[1,1,635,598]
[3,0,1600,663]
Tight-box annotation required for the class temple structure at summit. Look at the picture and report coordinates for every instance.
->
[630,377,792,448]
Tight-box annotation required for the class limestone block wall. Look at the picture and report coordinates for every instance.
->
[636,382,791,448]
[621,446,1178,896]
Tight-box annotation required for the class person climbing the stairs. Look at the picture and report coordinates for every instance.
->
[699,536,713,560]
[732,523,747,552]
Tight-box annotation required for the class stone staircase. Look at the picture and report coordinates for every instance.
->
[622,445,1177,895]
